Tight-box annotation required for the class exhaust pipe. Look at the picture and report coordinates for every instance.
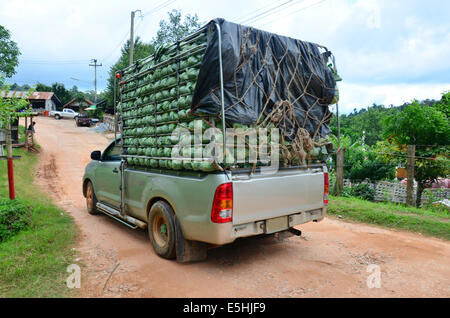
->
[288,228,302,236]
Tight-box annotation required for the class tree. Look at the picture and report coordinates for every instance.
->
[434,91,450,118]
[153,9,202,48]
[345,146,396,183]
[104,37,155,111]
[0,25,20,78]
[104,10,203,112]
[0,75,33,199]
[51,82,72,105]
[35,82,52,92]
[383,100,450,207]
[329,134,395,184]
[330,104,399,147]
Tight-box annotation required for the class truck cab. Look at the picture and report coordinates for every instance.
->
[83,138,329,263]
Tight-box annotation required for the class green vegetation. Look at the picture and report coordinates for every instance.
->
[328,196,450,240]
[104,9,202,113]
[382,98,450,206]
[329,92,449,205]
[0,198,31,242]
[0,146,77,297]
[0,25,20,78]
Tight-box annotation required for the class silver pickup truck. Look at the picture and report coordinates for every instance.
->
[82,138,329,262]
[50,108,79,120]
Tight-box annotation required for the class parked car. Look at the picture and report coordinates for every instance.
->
[75,114,92,127]
[50,108,79,120]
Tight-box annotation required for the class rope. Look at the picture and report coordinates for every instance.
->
[201,24,336,166]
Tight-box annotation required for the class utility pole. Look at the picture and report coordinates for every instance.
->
[5,121,14,200]
[89,59,102,103]
[406,145,416,206]
[129,10,142,66]
[334,102,344,196]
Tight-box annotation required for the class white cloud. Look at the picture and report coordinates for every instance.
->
[338,82,449,114]
[356,0,381,29]
[1,0,449,113]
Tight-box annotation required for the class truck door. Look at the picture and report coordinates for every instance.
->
[95,140,122,208]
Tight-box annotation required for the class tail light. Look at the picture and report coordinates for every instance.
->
[211,183,233,223]
[324,172,329,206]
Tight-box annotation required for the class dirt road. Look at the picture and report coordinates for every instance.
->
[32,116,450,298]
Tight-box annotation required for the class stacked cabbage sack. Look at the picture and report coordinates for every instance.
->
[118,32,220,172]
[118,30,331,172]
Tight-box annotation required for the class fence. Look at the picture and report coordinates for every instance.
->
[102,114,118,133]
[342,179,449,204]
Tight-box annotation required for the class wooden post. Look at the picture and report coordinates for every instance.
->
[334,148,345,196]
[24,116,28,150]
[5,121,15,200]
[30,116,34,146]
[406,145,415,206]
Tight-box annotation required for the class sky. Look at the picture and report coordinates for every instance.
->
[1,0,449,113]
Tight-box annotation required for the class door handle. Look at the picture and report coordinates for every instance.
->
[113,168,119,174]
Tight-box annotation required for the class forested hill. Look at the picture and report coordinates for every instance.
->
[329,96,447,147]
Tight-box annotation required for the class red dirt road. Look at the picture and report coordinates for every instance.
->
[32,116,450,298]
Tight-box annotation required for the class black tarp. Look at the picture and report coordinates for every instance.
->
[191,18,336,139]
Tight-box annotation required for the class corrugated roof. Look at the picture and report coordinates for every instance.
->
[0,91,55,100]
[64,98,95,107]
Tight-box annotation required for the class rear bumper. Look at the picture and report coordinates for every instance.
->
[204,207,326,246]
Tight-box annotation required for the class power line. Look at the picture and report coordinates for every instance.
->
[256,0,327,28]
[102,29,131,63]
[141,0,177,17]
[101,0,176,63]
[21,60,87,65]
[232,0,286,22]
[238,0,299,25]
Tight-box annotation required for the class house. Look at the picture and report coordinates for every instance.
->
[63,98,95,113]
[0,91,62,114]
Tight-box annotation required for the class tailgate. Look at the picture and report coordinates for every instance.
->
[232,167,325,225]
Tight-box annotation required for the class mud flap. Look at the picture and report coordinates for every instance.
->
[174,216,207,263]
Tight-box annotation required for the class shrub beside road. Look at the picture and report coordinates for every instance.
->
[0,144,77,297]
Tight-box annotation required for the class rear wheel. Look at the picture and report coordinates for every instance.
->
[55,114,61,120]
[148,201,176,259]
[86,181,99,215]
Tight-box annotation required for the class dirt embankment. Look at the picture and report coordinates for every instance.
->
[32,116,450,298]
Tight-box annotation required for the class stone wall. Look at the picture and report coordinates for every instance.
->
[343,179,449,204]
[103,114,119,133]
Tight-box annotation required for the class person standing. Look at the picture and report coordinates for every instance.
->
[26,121,36,146]
[27,121,36,134]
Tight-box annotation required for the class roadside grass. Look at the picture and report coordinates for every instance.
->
[0,142,77,297]
[328,195,450,240]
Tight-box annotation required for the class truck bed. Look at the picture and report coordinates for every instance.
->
[120,164,327,245]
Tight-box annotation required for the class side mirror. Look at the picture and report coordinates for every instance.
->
[91,151,101,161]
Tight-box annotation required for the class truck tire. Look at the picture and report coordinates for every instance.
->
[55,114,61,120]
[148,201,176,259]
[86,181,99,215]
[174,216,207,263]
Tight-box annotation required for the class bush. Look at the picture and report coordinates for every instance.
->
[0,198,31,242]
[350,183,376,201]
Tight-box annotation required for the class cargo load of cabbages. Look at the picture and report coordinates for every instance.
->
[117,18,340,172]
